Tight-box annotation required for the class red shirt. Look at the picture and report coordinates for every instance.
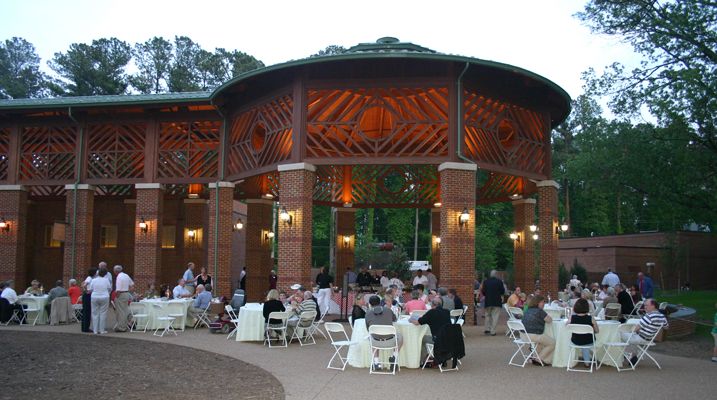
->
[68,286,82,304]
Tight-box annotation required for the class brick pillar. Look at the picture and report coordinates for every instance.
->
[133,184,163,293]
[335,208,356,288]
[208,182,234,299]
[538,180,560,297]
[431,208,441,279]
[512,198,536,294]
[277,163,315,293]
[438,162,477,324]
[0,185,28,285]
[245,199,273,301]
[63,184,95,283]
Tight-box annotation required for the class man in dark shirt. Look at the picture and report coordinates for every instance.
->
[448,288,464,321]
[315,267,333,316]
[616,284,634,321]
[412,297,452,363]
[481,270,505,335]
[357,268,372,287]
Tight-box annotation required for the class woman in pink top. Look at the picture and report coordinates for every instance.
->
[404,290,428,314]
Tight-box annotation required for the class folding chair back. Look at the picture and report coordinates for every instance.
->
[565,324,597,372]
[507,307,523,319]
[224,304,238,320]
[129,302,149,332]
[368,324,399,374]
[506,320,543,367]
[450,309,463,323]
[605,303,622,320]
[266,311,290,348]
[291,310,318,346]
[324,322,356,370]
[630,300,644,316]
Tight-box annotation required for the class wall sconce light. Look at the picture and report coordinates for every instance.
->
[529,225,538,232]
[555,223,569,235]
[458,208,470,226]
[264,231,275,242]
[279,206,292,225]
[0,217,9,232]
[138,217,148,233]
[262,193,274,200]
[434,236,441,248]
[233,218,244,231]
[532,233,539,241]
[342,235,351,248]
[187,229,197,240]
[509,232,520,242]
[433,202,442,208]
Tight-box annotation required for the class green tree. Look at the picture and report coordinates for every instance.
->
[50,38,132,96]
[131,36,173,94]
[168,36,202,92]
[475,202,513,276]
[311,45,347,57]
[0,37,52,99]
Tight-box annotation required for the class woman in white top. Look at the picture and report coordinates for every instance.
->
[89,268,112,334]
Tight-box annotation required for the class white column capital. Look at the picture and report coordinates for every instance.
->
[536,180,560,189]
[134,183,164,190]
[512,199,536,206]
[208,182,235,189]
[278,162,316,172]
[437,162,478,172]
[64,184,96,191]
[0,185,27,191]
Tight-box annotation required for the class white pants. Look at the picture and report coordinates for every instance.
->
[316,288,332,316]
[91,296,109,334]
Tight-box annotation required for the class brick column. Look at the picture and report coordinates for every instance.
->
[335,208,356,288]
[431,208,441,278]
[245,199,273,301]
[208,182,234,299]
[133,184,163,293]
[438,162,476,324]
[277,163,315,293]
[63,184,95,283]
[0,185,28,285]
[512,198,536,294]
[538,180,560,297]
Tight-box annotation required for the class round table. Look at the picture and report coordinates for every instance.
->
[347,318,429,368]
[544,319,622,367]
[235,303,265,341]
[17,295,49,325]
[139,299,192,330]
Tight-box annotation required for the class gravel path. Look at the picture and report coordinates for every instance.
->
[0,331,284,400]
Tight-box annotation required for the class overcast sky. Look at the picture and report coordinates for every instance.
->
[1,0,639,99]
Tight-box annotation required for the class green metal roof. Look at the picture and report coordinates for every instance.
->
[0,91,210,111]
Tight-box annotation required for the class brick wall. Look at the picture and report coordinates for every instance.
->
[277,165,315,293]
[63,186,94,284]
[512,199,536,293]
[537,181,559,296]
[207,183,234,298]
[0,187,28,285]
[335,208,356,285]
[439,164,476,324]
[134,186,163,293]
[431,209,440,277]
[245,200,273,301]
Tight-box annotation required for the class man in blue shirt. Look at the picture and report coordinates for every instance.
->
[636,272,654,299]
[190,284,212,318]
[183,262,197,295]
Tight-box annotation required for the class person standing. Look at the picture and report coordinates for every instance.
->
[89,267,112,334]
[412,270,429,288]
[425,268,438,291]
[183,262,197,295]
[601,268,620,288]
[80,268,96,332]
[481,269,505,336]
[113,265,134,332]
[239,267,247,291]
[196,267,212,287]
[636,272,654,299]
[315,267,333,316]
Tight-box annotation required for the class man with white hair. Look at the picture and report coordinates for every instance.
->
[98,261,113,290]
[601,268,620,288]
[189,284,212,320]
[173,279,191,299]
[480,270,505,336]
[114,265,134,332]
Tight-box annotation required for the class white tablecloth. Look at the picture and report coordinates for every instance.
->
[18,295,49,324]
[139,299,192,330]
[347,319,429,369]
[236,303,265,341]
[544,319,622,368]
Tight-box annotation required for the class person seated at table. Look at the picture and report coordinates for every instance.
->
[25,280,43,296]
[366,295,403,367]
[381,288,398,307]
[287,291,318,336]
[570,298,599,367]
[438,287,454,311]
[189,284,212,318]
[144,283,159,299]
[389,272,404,292]
[159,285,171,299]
[412,297,452,364]
[426,289,438,304]
[1,280,24,322]
[45,280,69,315]
[629,285,642,306]
[448,288,464,311]
[278,291,289,306]
[172,279,192,299]
[507,287,524,308]
[404,290,427,314]
[351,293,366,326]
[522,295,554,366]
[262,289,285,324]
[615,284,633,322]
[620,298,668,365]
[581,289,596,315]
[597,284,609,301]
[68,279,82,305]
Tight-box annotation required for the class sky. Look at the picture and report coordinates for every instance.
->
[0,0,640,100]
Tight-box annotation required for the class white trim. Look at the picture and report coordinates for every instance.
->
[536,180,560,189]
[0,185,27,191]
[63,184,96,191]
[512,199,536,205]
[437,162,477,172]
[135,183,163,190]
[277,162,316,172]
[208,182,236,189]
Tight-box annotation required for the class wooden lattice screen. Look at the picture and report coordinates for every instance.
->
[19,125,76,183]
[157,120,221,180]
[87,123,146,180]
[0,127,9,181]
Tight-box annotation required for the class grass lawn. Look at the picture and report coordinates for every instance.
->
[655,290,716,336]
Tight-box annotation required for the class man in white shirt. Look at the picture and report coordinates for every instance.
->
[183,262,197,295]
[173,279,191,299]
[412,270,429,288]
[425,269,438,291]
[601,268,621,288]
[1,280,24,323]
[98,261,113,290]
[113,265,134,332]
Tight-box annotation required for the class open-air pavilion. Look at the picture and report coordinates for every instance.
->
[0,38,571,319]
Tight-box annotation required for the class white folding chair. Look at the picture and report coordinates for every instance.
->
[368,324,400,375]
[3,308,22,325]
[151,303,177,337]
[290,310,318,346]
[630,301,644,317]
[450,309,463,323]
[410,310,427,319]
[604,303,622,321]
[225,305,240,340]
[324,322,358,370]
[625,325,664,370]
[129,302,149,333]
[193,303,212,329]
[71,301,83,323]
[19,301,40,326]
[565,324,597,373]
[309,309,329,340]
[166,302,186,332]
[506,320,543,367]
[599,323,639,372]
[461,304,468,319]
[422,343,459,373]
[265,311,290,348]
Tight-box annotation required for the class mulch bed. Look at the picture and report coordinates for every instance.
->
[0,331,284,400]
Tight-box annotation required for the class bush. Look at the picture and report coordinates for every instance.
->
[559,263,569,288]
